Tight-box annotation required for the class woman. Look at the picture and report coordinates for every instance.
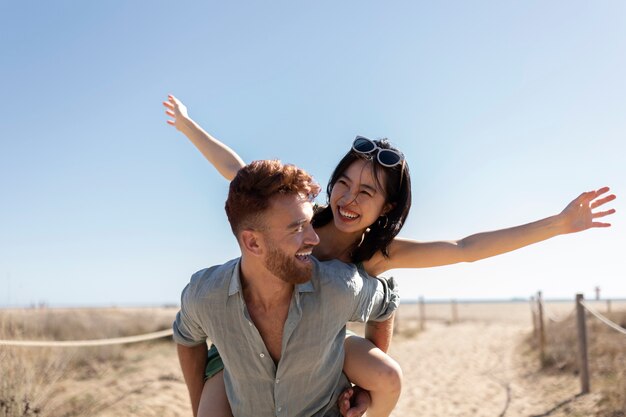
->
[163,95,615,417]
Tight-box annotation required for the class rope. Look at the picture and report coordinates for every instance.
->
[580,300,626,336]
[0,328,173,347]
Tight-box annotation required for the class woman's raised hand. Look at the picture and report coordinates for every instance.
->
[560,187,616,233]
[161,94,245,180]
[163,94,189,131]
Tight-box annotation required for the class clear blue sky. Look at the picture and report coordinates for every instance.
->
[1,1,624,307]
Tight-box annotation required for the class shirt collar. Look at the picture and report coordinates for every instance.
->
[228,259,243,296]
[228,258,316,296]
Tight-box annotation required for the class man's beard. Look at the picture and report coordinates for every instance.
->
[264,245,313,285]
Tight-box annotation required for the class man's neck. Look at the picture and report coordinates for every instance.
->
[239,257,293,363]
[239,258,294,311]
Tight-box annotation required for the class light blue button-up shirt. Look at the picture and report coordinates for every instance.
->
[173,257,399,417]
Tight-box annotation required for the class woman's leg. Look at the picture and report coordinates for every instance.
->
[197,370,233,417]
[343,335,403,417]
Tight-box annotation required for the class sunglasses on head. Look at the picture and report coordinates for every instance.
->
[352,136,404,167]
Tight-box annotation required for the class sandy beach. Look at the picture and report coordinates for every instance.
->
[2,301,623,416]
[389,321,599,416]
[364,301,611,417]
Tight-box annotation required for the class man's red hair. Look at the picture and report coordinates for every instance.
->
[225,160,320,235]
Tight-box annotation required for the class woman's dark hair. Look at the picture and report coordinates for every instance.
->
[312,138,412,263]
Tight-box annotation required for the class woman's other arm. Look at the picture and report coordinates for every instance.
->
[364,314,395,352]
[368,187,616,274]
[163,95,246,181]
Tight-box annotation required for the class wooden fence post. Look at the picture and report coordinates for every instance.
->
[451,299,458,324]
[576,293,591,394]
[537,291,546,366]
[530,295,538,339]
[419,296,426,331]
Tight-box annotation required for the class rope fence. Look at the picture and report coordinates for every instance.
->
[393,296,461,334]
[396,296,565,335]
[0,328,173,347]
[580,300,626,336]
[530,292,626,395]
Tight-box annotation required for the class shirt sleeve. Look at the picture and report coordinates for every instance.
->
[349,273,400,323]
[172,273,209,347]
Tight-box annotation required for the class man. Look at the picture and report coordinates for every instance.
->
[173,160,398,417]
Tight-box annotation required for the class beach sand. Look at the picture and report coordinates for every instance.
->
[358,301,609,417]
[4,301,622,416]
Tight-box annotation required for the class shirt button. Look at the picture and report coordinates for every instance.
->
[275,378,280,384]
[259,353,265,358]
[277,407,282,412]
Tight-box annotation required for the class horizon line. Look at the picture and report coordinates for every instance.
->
[2,296,626,309]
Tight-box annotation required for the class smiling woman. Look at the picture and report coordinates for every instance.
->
[312,138,411,264]
[163,94,616,417]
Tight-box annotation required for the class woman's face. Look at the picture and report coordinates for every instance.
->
[329,159,392,235]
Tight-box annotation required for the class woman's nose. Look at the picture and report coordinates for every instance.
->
[338,189,358,207]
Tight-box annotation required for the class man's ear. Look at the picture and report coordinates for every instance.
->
[240,230,264,256]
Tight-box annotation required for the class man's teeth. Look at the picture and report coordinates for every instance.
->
[339,208,359,219]
[295,251,312,261]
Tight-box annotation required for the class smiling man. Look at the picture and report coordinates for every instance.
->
[173,160,398,417]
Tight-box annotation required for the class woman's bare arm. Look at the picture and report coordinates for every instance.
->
[163,95,246,181]
[366,187,616,275]
[364,314,395,352]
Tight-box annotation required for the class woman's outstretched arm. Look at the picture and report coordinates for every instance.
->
[368,187,616,274]
[163,95,246,181]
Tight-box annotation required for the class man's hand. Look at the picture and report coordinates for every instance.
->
[338,386,371,417]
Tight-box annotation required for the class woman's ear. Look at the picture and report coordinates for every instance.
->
[383,202,396,215]
[240,230,264,256]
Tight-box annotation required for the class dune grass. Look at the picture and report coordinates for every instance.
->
[0,308,175,417]
[528,309,626,416]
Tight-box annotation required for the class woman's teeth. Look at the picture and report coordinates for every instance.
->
[339,208,359,219]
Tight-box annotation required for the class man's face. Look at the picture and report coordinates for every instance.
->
[260,194,320,284]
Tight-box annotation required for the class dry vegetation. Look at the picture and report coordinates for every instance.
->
[2,303,625,417]
[528,308,626,416]
[0,308,178,417]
